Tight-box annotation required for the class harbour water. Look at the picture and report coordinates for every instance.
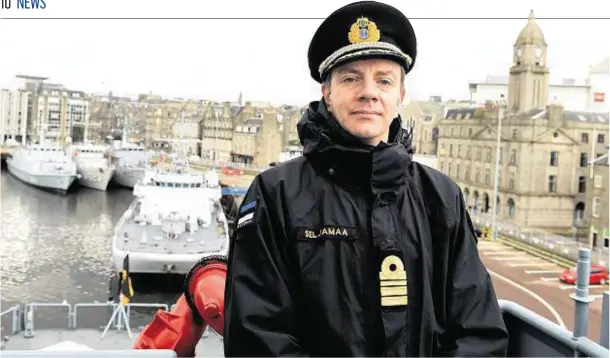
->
[0,168,184,330]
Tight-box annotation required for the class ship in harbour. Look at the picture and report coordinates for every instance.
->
[111,141,149,189]
[6,143,80,193]
[110,151,229,275]
[71,143,116,191]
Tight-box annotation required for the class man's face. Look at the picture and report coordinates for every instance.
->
[322,58,405,146]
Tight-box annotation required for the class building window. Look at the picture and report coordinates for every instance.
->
[449,144,453,157]
[466,147,471,159]
[581,133,588,143]
[476,148,481,160]
[580,153,588,167]
[475,168,480,182]
[456,164,460,180]
[574,202,585,221]
[509,173,515,190]
[486,148,492,162]
[507,198,516,217]
[485,169,490,185]
[549,151,558,166]
[592,197,600,217]
[510,149,516,165]
[578,176,586,193]
[594,175,602,188]
[465,165,470,181]
[548,175,557,193]
[597,134,605,144]
[448,163,452,176]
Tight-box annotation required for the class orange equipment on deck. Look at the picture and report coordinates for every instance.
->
[132,255,227,357]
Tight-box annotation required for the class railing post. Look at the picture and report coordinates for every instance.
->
[601,291,609,349]
[23,306,34,338]
[570,248,595,342]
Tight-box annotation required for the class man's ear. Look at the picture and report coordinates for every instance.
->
[321,82,331,106]
[399,87,406,106]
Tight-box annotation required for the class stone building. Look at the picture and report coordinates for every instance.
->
[585,155,609,250]
[436,11,609,237]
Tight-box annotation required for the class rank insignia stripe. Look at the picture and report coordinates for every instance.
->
[380,286,407,296]
[296,226,358,241]
[379,255,408,307]
[381,296,408,307]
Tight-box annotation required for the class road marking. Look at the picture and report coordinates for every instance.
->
[559,284,607,291]
[479,248,508,252]
[509,263,555,267]
[540,277,559,282]
[494,256,531,261]
[478,246,505,251]
[525,269,563,274]
[487,269,566,329]
[483,251,525,256]
[478,243,504,248]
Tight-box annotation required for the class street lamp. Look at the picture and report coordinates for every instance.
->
[491,98,505,242]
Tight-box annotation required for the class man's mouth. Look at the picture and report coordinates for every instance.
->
[351,110,381,116]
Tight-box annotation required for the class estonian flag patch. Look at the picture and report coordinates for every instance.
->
[237,200,257,229]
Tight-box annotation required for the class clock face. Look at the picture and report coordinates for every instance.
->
[534,46,543,58]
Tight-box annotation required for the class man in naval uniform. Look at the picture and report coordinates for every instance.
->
[223,1,509,356]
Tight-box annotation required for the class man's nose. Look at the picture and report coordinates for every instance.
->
[358,77,379,101]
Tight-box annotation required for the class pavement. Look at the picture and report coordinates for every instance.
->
[478,239,608,343]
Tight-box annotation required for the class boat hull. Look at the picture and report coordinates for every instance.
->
[77,165,115,191]
[7,159,77,192]
[112,166,146,188]
[111,246,215,275]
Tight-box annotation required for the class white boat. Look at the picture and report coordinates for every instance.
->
[111,142,149,189]
[6,143,79,193]
[111,161,229,275]
[71,144,116,191]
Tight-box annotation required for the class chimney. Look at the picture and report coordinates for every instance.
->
[546,104,564,125]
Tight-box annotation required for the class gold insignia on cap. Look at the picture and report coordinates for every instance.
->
[348,17,381,44]
[379,255,408,307]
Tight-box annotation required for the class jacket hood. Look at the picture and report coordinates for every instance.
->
[296,99,413,193]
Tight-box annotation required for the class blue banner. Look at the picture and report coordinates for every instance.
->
[221,187,249,196]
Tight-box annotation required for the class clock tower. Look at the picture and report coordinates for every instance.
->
[508,10,549,113]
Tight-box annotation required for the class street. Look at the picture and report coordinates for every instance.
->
[478,240,608,343]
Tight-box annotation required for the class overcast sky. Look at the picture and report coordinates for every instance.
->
[0,0,608,106]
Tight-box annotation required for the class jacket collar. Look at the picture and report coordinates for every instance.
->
[296,99,413,194]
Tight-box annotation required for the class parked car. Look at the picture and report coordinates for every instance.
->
[559,264,609,285]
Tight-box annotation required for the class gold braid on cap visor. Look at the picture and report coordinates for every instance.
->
[318,42,413,77]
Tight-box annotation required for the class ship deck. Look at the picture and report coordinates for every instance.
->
[1,328,224,355]
[0,302,224,355]
[115,194,228,256]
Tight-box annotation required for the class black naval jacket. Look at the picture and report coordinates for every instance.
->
[223,100,509,357]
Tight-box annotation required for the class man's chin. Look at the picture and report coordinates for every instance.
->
[347,129,384,145]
